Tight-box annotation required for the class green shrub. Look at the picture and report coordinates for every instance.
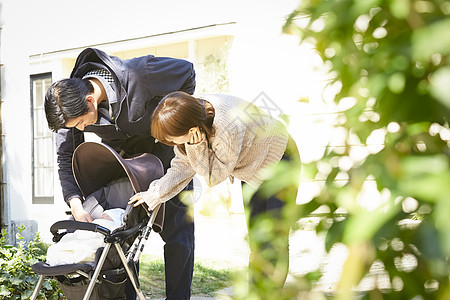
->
[0,225,62,299]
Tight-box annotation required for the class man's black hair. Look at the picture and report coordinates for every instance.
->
[44,78,94,132]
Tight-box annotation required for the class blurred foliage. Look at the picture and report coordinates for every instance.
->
[196,43,232,94]
[279,0,450,299]
[233,151,303,300]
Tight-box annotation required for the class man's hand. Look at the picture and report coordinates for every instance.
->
[69,197,93,222]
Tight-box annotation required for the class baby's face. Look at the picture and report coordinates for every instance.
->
[100,213,113,221]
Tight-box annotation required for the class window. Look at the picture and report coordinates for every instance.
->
[30,74,54,204]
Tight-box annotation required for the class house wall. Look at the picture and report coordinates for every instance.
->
[1,0,35,242]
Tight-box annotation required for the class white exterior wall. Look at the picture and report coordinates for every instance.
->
[1,0,34,227]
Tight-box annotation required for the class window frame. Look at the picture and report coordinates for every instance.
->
[30,73,54,204]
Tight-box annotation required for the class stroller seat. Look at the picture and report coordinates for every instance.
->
[31,142,165,300]
[32,261,94,277]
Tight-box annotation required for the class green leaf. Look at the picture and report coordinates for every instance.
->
[412,18,450,62]
[42,279,53,290]
[343,199,401,244]
[400,154,448,174]
[398,155,450,202]
[389,0,410,19]
[21,290,33,300]
[10,276,24,285]
[399,172,450,202]
[430,66,450,110]
[325,219,346,251]
[0,285,11,296]
[351,0,383,17]
[388,72,406,94]
[433,199,450,256]
[297,199,322,219]
[305,269,323,282]
[415,220,443,259]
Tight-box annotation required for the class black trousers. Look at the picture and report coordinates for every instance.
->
[125,188,194,300]
[123,140,195,300]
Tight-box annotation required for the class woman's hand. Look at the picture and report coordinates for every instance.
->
[128,191,161,211]
[189,127,206,145]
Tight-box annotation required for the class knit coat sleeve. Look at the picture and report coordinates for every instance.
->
[185,121,243,187]
[145,145,196,203]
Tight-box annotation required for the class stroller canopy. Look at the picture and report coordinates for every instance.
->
[72,142,164,198]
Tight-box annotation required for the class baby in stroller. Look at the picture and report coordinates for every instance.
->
[46,208,125,267]
[31,142,165,300]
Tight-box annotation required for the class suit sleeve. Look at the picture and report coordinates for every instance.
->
[179,63,196,95]
[56,127,85,205]
[144,56,196,96]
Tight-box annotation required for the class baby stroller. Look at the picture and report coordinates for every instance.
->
[31,142,165,300]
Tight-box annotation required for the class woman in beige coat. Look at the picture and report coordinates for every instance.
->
[130,91,300,295]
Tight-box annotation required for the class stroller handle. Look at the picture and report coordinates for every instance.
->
[50,220,111,237]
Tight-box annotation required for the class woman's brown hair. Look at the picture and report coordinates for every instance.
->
[151,91,215,154]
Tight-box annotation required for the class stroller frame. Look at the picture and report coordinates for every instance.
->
[31,142,165,300]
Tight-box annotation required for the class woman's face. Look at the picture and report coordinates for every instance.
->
[166,127,201,145]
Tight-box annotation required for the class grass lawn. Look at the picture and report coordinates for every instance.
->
[139,254,234,298]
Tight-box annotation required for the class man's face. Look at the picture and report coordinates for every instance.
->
[65,101,98,131]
